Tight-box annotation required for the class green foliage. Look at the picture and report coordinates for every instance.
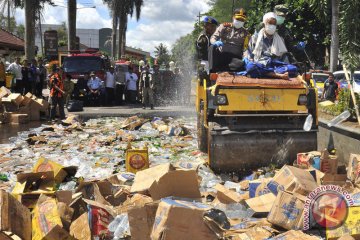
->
[57,22,67,47]
[320,89,360,116]
[16,24,25,39]
[0,15,17,33]
[339,0,360,71]
[154,43,170,65]
[207,0,251,24]
[171,33,196,72]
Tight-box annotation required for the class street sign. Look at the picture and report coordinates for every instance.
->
[44,30,58,57]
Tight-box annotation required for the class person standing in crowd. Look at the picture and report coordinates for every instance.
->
[0,58,5,87]
[37,59,47,97]
[152,64,162,105]
[63,74,74,105]
[323,73,338,102]
[105,66,116,106]
[173,67,184,103]
[49,65,65,121]
[6,57,23,93]
[196,16,218,72]
[87,71,103,106]
[29,59,39,95]
[125,66,138,104]
[139,65,155,109]
[21,59,31,94]
[114,64,126,105]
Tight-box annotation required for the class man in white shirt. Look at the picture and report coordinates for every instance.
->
[125,67,138,104]
[6,57,23,93]
[105,66,115,106]
[87,71,103,106]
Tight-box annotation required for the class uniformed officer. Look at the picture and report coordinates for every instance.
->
[196,16,218,72]
[274,4,295,54]
[209,8,250,72]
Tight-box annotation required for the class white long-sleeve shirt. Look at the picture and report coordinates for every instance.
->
[126,72,138,91]
[7,62,22,80]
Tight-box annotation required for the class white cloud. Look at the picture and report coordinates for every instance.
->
[15,0,211,55]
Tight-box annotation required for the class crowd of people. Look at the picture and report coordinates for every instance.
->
[3,56,191,121]
[196,5,302,80]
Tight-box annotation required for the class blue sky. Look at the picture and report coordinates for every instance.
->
[15,0,211,55]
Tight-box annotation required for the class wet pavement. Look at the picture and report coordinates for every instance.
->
[0,121,43,144]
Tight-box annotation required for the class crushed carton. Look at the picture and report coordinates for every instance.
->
[214,184,246,204]
[7,93,23,106]
[245,193,276,214]
[249,178,271,198]
[347,154,360,184]
[0,190,31,240]
[128,202,159,240]
[11,171,55,208]
[32,194,72,240]
[151,198,217,240]
[0,86,11,98]
[20,92,33,106]
[322,174,348,186]
[320,150,338,174]
[269,230,321,239]
[69,213,91,240]
[33,157,76,184]
[326,206,360,240]
[131,163,201,200]
[267,191,305,230]
[232,226,276,240]
[267,165,318,196]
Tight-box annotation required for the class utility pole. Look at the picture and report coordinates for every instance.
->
[197,11,201,25]
[38,10,43,56]
[67,0,77,52]
[232,0,235,15]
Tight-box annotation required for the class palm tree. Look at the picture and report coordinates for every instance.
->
[0,0,16,32]
[104,0,144,59]
[329,0,340,72]
[67,0,77,51]
[15,0,54,60]
[154,43,170,65]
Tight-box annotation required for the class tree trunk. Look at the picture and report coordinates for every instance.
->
[111,3,118,60]
[330,0,340,72]
[67,0,77,51]
[118,6,127,59]
[121,18,127,56]
[24,0,35,60]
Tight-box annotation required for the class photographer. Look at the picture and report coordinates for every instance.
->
[49,65,65,121]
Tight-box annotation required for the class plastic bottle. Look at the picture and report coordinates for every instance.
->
[303,114,313,131]
[327,110,351,127]
[113,214,130,239]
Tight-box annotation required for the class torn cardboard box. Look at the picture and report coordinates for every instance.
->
[128,202,159,240]
[151,198,217,240]
[267,165,318,196]
[270,230,321,239]
[0,190,31,240]
[131,163,201,200]
[267,191,305,230]
[7,93,23,106]
[322,174,347,186]
[70,213,91,240]
[11,171,55,208]
[347,154,360,184]
[10,113,29,124]
[326,206,360,240]
[245,193,276,214]
[214,184,246,204]
[249,178,271,198]
[0,86,11,98]
[231,226,276,240]
[33,157,76,184]
[320,150,338,174]
[32,194,72,240]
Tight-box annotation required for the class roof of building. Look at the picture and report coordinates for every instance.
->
[0,28,24,50]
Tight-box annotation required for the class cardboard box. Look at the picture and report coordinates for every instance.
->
[21,92,33,106]
[32,195,72,240]
[19,101,41,121]
[106,172,135,186]
[131,163,201,200]
[214,184,245,204]
[69,213,91,240]
[36,98,50,112]
[33,158,68,184]
[245,193,276,214]
[249,178,271,198]
[0,190,31,240]
[320,150,338,174]
[0,86,11,98]
[11,171,55,208]
[270,230,321,240]
[8,93,23,106]
[128,202,159,240]
[347,154,360,183]
[322,174,347,186]
[126,145,149,173]
[326,206,360,240]
[267,165,318,196]
[151,198,217,240]
[232,226,275,240]
[267,191,305,230]
[10,113,29,124]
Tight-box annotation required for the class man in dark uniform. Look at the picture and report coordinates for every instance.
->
[196,16,218,73]
[323,73,338,102]
[274,4,295,55]
[209,8,250,72]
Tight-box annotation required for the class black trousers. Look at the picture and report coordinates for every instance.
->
[50,96,65,120]
[15,79,25,94]
[106,87,115,105]
[115,84,125,105]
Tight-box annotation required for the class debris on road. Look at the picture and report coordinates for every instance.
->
[0,115,359,239]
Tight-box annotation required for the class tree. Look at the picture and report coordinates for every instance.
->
[104,0,144,59]
[57,22,67,47]
[207,0,251,23]
[15,0,54,60]
[67,0,76,51]
[0,0,16,32]
[16,23,25,39]
[172,34,196,73]
[155,43,170,65]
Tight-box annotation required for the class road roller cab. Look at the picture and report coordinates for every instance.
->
[196,71,318,172]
